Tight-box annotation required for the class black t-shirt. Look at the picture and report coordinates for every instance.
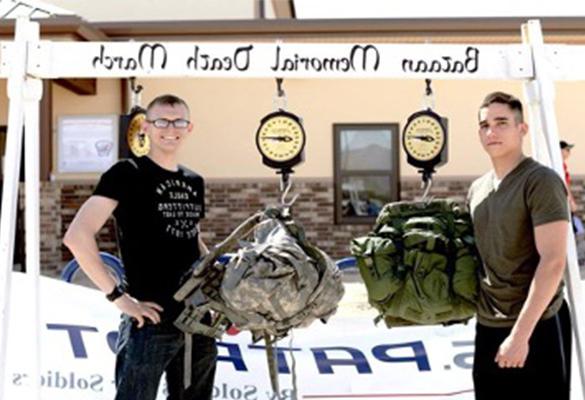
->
[94,156,204,320]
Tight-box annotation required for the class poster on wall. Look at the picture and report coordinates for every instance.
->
[57,115,118,174]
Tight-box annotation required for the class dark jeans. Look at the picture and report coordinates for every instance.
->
[473,301,572,400]
[114,315,217,400]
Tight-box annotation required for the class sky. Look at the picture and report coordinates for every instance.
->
[294,0,585,19]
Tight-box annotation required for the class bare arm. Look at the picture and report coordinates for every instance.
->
[495,219,568,368]
[63,196,120,293]
[63,195,162,327]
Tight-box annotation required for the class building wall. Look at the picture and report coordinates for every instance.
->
[2,68,584,183]
[44,175,584,279]
[136,77,585,179]
[39,183,61,274]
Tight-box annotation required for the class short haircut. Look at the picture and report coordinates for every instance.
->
[479,91,524,123]
[146,94,190,118]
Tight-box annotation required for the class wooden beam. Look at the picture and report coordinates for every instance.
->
[54,78,96,96]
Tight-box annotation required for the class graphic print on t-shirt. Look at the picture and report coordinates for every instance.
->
[155,178,203,239]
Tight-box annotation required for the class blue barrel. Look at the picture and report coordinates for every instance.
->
[336,257,357,270]
[61,252,125,284]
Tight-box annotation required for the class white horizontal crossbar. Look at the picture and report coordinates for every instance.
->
[0,41,533,79]
[545,45,585,81]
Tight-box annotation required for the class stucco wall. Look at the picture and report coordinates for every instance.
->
[1,76,583,182]
[136,78,585,179]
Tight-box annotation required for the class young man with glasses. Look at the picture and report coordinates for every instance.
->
[64,94,217,399]
[467,91,572,399]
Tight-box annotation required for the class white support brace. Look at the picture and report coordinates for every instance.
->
[0,16,32,400]
[23,56,43,400]
[0,17,43,400]
[522,19,585,400]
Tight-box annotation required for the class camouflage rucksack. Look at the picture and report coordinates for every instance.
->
[350,199,480,327]
[174,206,344,391]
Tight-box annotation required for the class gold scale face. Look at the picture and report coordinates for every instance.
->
[403,113,446,162]
[256,113,305,163]
[127,112,149,157]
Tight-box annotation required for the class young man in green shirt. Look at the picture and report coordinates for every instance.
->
[467,91,572,399]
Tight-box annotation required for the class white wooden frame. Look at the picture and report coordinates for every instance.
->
[0,17,582,400]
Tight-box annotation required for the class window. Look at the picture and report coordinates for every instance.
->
[334,123,400,224]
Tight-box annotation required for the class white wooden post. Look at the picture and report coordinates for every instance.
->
[522,19,585,400]
[23,50,43,400]
[0,17,35,400]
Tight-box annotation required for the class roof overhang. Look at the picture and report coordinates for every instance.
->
[0,15,107,41]
[92,16,585,42]
[0,15,584,42]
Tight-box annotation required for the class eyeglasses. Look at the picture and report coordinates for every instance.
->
[146,118,190,129]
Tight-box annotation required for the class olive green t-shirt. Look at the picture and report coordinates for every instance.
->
[467,157,569,327]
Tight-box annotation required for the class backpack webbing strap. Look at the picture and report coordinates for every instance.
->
[174,211,264,302]
[183,332,192,389]
[264,332,280,395]
[288,331,299,400]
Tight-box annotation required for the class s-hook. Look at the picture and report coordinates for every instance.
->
[423,78,435,110]
[129,77,144,111]
[420,169,434,202]
[279,170,299,208]
[273,77,287,111]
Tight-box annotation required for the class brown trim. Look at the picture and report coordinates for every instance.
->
[94,17,585,40]
[40,80,52,181]
[0,15,582,42]
[54,78,96,95]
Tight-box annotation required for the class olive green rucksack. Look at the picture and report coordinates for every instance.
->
[350,199,480,327]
